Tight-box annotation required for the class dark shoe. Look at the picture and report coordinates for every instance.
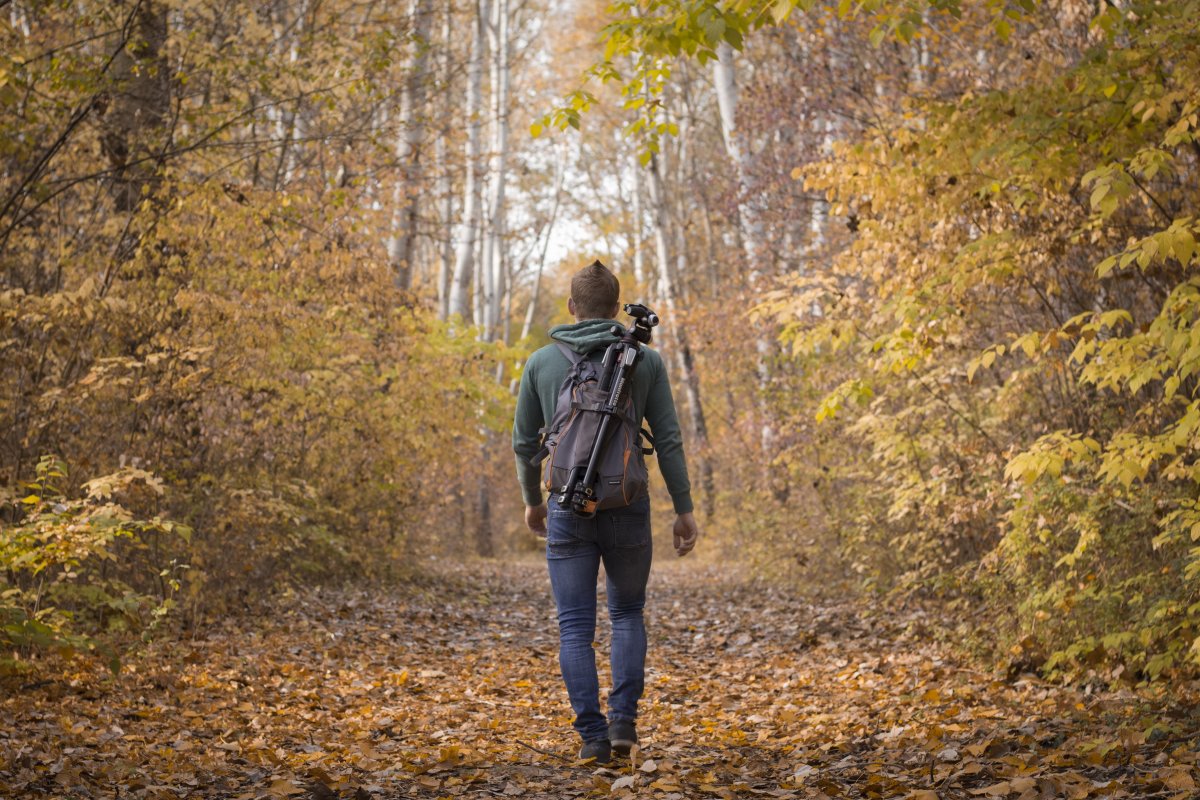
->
[608,719,637,756]
[578,739,611,764]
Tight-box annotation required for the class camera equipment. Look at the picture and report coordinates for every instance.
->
[556,304,660,517]
[622,303,659,345]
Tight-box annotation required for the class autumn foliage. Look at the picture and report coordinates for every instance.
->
[4,0,1200,750]
[770,0,1200,679]
[5,0,1200,796]
[1,1,509,671]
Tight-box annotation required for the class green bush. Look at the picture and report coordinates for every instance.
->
[1,456,190,674]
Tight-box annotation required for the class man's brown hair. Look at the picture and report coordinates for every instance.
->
[571,260,620,320]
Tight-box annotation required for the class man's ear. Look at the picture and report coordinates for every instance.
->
[568,297,576,316]
[610,304,621,319]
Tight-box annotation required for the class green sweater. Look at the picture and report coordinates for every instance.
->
[512,318,694,514]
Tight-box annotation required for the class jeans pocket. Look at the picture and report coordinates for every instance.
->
[547,511,588,559]
[610,498,651,549]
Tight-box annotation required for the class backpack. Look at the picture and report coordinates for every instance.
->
[535,342,654,513]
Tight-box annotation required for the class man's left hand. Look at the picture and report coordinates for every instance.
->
[673,512,700,557]
[525,503,548,537]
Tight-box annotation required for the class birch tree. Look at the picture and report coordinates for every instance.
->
[713,41,781,494]
[269,0,310,191]
[630,156,646,286]
[434,0,455,318]
[386,0,435,292]
[645,144,715,518]
[479,0,511,340]
[447,0,487,320]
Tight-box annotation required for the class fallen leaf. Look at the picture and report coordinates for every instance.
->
[611,775,635,792]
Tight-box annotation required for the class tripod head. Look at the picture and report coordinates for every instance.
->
[620,303,659,345]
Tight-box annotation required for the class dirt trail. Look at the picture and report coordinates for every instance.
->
[2,560,1197,799]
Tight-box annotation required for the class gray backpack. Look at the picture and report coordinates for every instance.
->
[536,343,653,512]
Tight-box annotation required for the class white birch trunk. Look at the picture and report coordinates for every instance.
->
[493,0,510,334]
[268,0,308,191]
[509,143,565,391]
[435,132,452,316]
[434,0,455,318]
[646,150,715,517]
[520,145,564,343]
[385,0,434,292]
[447,0,486,321]
[10,3,32,36]
[479,175,493,330]
[714,41,766,281]
[714,41,779,485]
[479,0,509,339]
[631,154,646,286]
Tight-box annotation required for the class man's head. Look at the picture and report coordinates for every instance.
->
[568,260,620,321]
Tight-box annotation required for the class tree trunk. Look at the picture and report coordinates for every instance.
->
[479,0,509,340]
[434,0,454,320]
[646,151,714,519]
[475,441,495,557]
[101,1,170,213]
[435,133,452,316]
[386,0,435,293]
[631,152,646,287]
[447,0,487,320]
[520,146,564,343]
[713,41,783,498]
[508,146,565,394]
[269,0,309,191]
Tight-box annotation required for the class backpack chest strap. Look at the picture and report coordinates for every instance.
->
[570,399,638,428]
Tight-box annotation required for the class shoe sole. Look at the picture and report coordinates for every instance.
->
[611,738,636,756]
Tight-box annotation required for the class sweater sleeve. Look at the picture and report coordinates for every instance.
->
[512,357,546,507]
[643,354,694,514]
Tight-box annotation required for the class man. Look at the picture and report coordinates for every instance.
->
[512,260,700,765]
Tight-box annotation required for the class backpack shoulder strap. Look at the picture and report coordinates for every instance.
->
[555,342,584,364]
[530,343,589,466]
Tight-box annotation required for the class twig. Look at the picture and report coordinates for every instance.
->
[515,740,571,761]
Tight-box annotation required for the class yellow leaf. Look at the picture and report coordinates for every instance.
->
[1163,768,1195,790]
[266,778,305,797]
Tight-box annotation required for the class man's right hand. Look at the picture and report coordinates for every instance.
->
[673,512,699,557]
[525,503,548,537]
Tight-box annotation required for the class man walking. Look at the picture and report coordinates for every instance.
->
[512,260,700,764]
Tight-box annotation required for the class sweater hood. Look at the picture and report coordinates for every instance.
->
[549,318,622,354]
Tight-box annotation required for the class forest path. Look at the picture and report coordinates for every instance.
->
[3,560,1198,799]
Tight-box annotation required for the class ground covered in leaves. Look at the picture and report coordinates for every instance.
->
[3,561,1199,799]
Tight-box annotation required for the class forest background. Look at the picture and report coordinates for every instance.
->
[2,0,1199,687]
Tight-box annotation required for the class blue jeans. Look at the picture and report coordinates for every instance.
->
[546,493,652,743]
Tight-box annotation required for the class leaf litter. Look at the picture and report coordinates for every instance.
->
[2,561,1198,799]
